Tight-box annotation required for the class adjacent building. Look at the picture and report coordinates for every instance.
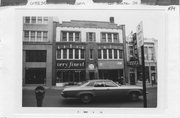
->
[23,16,58,86]
[126,32,158,85]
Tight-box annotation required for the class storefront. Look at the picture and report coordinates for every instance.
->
[98,60,124,83]
[56,60,86,83]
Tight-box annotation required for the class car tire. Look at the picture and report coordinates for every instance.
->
[80,94,92,104]
[129,92,139,101]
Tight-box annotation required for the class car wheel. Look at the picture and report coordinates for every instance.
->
[80,94,92,103]
[129,92,139,101]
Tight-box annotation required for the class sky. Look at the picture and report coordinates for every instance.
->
[53,9,165,41]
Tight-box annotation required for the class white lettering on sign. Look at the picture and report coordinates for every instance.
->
[57,61,85,69]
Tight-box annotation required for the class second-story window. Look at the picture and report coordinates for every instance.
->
[69,32,73,42]
[114,49,117,59]
[31,31,35,41]
[75,49,79,59]
[81,49,85,59]
[37,31,41,41]
[109,49,112,59]
[87,32,95,42]
[43,31,48,41]
[69,49,73,59]
[56,50,61,59]
[31,17,36,24]
[24,31,29,41]
[25,17,30,23]
[90,49,93,59]
[149,47,154,61]
[63,49,67,59]
[119,50,123,59]
[103,49,107,59]
[98,49,101,59]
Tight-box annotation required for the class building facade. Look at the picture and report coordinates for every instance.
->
[23,16,57,86]
[126,32,158,85]
[55,17,127,85]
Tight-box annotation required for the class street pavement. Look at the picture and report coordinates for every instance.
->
[22,85,157,108]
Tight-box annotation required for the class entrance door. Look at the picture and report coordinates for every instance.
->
[89,72,95,80]
[130,73,135,85]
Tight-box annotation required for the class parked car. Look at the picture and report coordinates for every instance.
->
[61,79,143,103]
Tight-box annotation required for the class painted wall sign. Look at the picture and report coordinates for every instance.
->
[56,60,85,69]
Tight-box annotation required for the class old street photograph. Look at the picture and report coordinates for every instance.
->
[22,10,163,108]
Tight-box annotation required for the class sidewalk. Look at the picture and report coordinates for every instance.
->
[23,82,157,90]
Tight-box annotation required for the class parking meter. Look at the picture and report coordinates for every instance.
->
[35,86,45,107]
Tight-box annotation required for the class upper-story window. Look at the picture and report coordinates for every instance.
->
[144,47,148,60]
[26,50,46,62]
[43,17,48,24]
[56,49,85,60]
[98,49,101,59]
[43,31,48,41]
[31,17,36,24]
[89,49,93,59]
[31,31,35,41]
[101,33,106,42]
[109,49,112,59]
[113,33,119,43]
[107,33,112,43]
[62,31,67,41]
[25,17,30,23]
[37,17,42,24]
[24,31,29,41]
[114,49,117,59]
[87,32,96,42]
[119,50,123,59]
[24,31,48,42]
[149,47,154,61]
[75,32,80,41]
[24,16,48,24]
[61,31,80,42]
[69,32,73,42]
[101,32,119,43]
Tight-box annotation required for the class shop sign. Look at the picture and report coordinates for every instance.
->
[56,60,85,69]
[136,21,144,48]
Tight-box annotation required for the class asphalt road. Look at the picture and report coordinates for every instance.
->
[22,87,157,108]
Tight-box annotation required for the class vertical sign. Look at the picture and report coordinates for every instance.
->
[136,21,144,65]
[136,21,144,48]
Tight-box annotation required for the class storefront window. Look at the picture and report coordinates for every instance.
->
[25,68,46,84]
[26,50,46,62]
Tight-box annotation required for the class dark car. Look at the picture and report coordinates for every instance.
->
[61,79,143,103]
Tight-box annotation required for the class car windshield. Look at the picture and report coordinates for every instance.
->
[78,81,89,86]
